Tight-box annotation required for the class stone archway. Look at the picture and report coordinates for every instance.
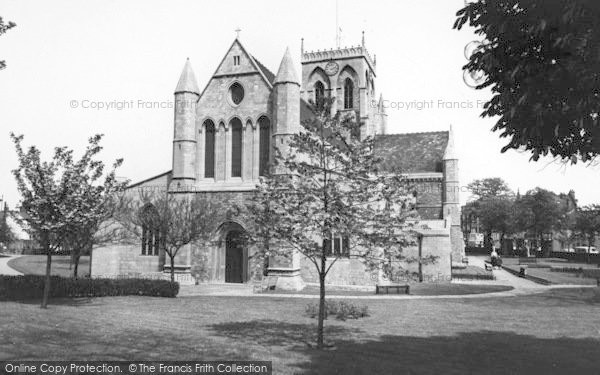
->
[219,222,249,283]
[225,230,246,283]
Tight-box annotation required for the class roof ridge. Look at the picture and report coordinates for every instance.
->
[377,130,449,136]
[251,54,276,84]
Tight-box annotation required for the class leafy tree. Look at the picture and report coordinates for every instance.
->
[477,196,516,251]
[574,205,600,252]
[247,99,418,349]
[467,177,513,200]
[515,188,564,255]
[0,17,16,70]
[118,191,224,283]
[454,0,600,162]
[63,184,128,279]
[0,202,15,249]
[11,133,123,308]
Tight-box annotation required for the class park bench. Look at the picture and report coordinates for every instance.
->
[375,284,410,295]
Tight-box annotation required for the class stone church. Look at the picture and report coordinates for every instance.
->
[92,37,465,288]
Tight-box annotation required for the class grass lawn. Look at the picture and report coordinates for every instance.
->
[7,255,90,278]
[452,265,495,280]
[262,283,513,296]
[503,261,597,285]
[2,289,600,374]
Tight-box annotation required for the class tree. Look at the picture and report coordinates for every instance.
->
[515,188,564,255]
[574,205,600,252]
[477,197,516,251]
[467,178,513,200]
[0,202,14,250]
[247,99,418,349]
[118,191,224,283]
[454,0,600,162]
[0,17,16,70]
[11,133,123,308]
[63,182,128,279]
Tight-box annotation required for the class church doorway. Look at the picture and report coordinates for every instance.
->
[225,230,246,283]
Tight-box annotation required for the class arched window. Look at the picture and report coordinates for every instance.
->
[140,204,160,256]
[230,117,243,177]
[204,120,215,178]
[314,81,325,110]
[344,78,354,109]
[258,116,270,176]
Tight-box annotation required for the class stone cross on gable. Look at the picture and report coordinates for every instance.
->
[235,28,241,39]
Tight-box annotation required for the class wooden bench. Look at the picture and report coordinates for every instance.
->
[376,284,410,295]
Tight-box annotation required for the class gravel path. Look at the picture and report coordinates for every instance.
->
[0,254,23,276]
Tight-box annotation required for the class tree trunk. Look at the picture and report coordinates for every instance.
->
[41,250,52,309]
[317,270,326,349]
[73,253,80,279]
[170,255,175,283]
[88,247,93,277]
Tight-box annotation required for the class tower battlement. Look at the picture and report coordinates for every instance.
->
[301,45,376,73]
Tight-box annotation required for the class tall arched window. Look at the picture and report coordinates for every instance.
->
[314,81,325,110]
[204,120,215,178]
[258,116,270,176]
[140,204,160,256]
[230,117,243,177]
[344,78,354,109]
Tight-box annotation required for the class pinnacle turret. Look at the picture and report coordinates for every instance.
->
[443,125,457,160]
[274,47,299,86]
[174,58,200,95]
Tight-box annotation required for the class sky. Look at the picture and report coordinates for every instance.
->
[0,0,598,208]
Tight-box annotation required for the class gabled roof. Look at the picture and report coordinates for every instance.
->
[374,131,449,173]
[251,55,276,84]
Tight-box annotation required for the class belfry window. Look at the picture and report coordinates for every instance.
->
[344,78,354,109]
[258,116,270,176]
[230,118,243,177]
[204,120,215,178]
[233,56,240,66]
[314,81,325,110]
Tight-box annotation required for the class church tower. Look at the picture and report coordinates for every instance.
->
[273,47,301,173]
[300,37,377,139]
[171,59,200,189]
[442,125,465,263]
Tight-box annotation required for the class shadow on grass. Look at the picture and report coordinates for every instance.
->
[210,320,600,374]
[18,297,102,307]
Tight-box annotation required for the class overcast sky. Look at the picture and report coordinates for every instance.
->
[1,0,598,207]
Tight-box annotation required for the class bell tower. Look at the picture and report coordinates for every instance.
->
[300,36,378,139]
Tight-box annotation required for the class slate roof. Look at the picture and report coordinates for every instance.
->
[251,55,276,84]
[374,131,449,173]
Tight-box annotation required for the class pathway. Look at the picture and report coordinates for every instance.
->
[179,256,595,299]
[0,254,23,276]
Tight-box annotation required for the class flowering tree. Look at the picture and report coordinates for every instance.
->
[11,133,124,308]
[247,99,419,349]
[0,17,16,70]
[117,191,224,283]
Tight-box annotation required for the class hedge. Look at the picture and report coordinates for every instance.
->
[0,275,179,300]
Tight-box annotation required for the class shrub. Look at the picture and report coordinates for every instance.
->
[0,275,179,301]
[305,300,370,321]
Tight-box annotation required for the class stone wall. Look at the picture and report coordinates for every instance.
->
[298,221,452,286]
[91,245,160,278]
